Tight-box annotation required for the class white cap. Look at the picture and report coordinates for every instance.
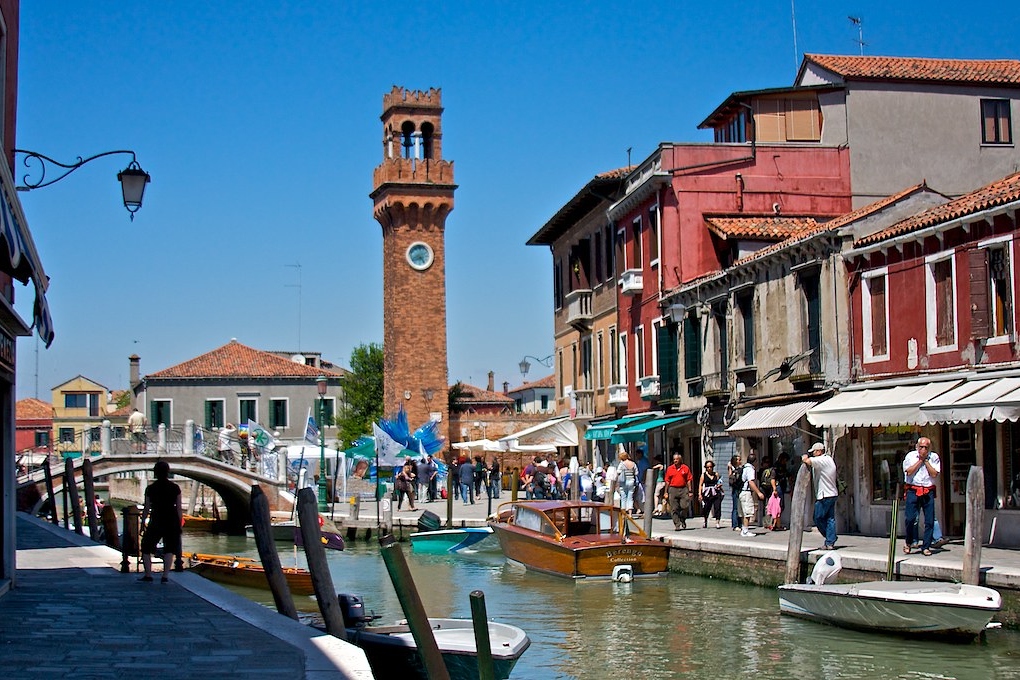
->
[809,442,826,453]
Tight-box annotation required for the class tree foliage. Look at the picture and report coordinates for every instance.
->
[448,381,466,413]
[336,343,383,448]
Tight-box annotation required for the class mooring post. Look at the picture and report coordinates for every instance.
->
[511,468,519,502]
[297,488,347,639]
[446,470,454,529]
[783,463,812,584]
[886,483,901,581]
[101,505,120,550]
[963,466,985,585]
[43,463,58,526]
[250,485,299,620]
[643,468,657,537]
[65,457,83,536]
[120,505,141,573]
[82,458,99,541]
[379,536,450,680]
[469,590,495,680]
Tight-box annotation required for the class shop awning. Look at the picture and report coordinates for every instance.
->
[919,376,1020,423]
[806,380,960,428]
[498,416,578,451]
[584,413,658,440]
[726,401,817,438]
[610,414,692,444]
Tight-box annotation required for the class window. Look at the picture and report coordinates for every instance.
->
[615,228,625,277]
[59,428,74,444]
[594,231,603,284]
[151,400,171,428]
[634,326,645,383]
[540,394,549,411]
[972,239,1014,341]
[609,327,619,384]
[981,99,1012,145]
[64,393,86,409]
[554,260,563,310]
[657,322,678,401]
[684,312,702,381]
[870,428,920,503]
[270,398,289,429]
[320,398,336,426]
[714,304,728,391]
[580,336,592,390]
[605,225,615,281]
[205,399,225,430]
[35,431,49,447]
[239,398,257,424]
[630,218,642,270]
[800,271,822,372]
[618,331,628,387]
[596,331,605,388]
[863,269,889,361]
[648,205,659,265]
[651,319,661,376]
[926,251,957,352]
[736,291,755,366]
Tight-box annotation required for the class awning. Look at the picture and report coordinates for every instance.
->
[920,376,1020,423]
[726,401,817,438]
[584,413,658,440]
[498,416,578,451]
[610,415,692,444]
[807,380,960,428]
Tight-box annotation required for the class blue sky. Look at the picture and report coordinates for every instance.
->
[13,2,1020,401]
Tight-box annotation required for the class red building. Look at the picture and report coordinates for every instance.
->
[15,398,52,459]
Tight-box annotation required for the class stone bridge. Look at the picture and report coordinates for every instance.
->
[17,453,294,534]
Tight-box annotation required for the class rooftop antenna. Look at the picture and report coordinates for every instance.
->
[848,16,865,56]
[791,0,799,73]
[285,263,302,352]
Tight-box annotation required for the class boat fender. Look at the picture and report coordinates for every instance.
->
[612,564,634,583]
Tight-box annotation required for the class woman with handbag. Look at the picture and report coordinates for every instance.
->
[699,461,723,529]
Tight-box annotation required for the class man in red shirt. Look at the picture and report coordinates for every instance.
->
[663,451,693,530]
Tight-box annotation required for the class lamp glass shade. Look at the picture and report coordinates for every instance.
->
[667,304,686,324]
[518,359,530,377]
[316,375,327,396]
[117,166,150,211]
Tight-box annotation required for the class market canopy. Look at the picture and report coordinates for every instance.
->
[919,376,1020,424]
[498,416,578,451]
[585,413,659,441]
[344,437,375,460]
[609,414,692,444]
[807,380,959,428]
[452,439,503,452]
[726,401,817,438]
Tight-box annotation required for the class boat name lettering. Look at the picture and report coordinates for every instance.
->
[604,548,642,559]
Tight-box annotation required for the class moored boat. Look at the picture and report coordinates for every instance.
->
[244,519,345,551]
[338,593,530,680]
[488,500,670,579]
[409,527,495,554]
[182,514,220,532]
[186,552,315,595]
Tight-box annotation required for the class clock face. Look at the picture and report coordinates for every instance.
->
[406,242,434,271]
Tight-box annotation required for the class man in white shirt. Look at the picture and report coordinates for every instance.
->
[902,436,941,555]
[127,408,146,453]
[738,452,765,537]
[802,442,838,549]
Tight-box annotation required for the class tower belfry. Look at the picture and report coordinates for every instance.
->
[371,86,456,438]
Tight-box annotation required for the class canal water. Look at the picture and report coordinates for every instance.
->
[182,532,1020,679]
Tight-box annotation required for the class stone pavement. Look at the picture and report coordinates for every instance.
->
[0,514,373,680]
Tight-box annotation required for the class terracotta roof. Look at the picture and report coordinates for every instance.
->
[804,54,1020,85]
[705,216,818,241]
[454,383,514,404]
[821,183,929,231]
[16,398,52,420]
[857,171,1020,246]
[147,340,346,379]
[511,374,555,392]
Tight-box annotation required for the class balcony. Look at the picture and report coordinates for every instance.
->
[571,389,595,419]
[607,383,629,406]
[702,371,728,399]
[639,375,660,400]
[619,269,643,295]
[564,288,593,328]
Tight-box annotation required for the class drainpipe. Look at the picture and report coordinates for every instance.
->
[735,173,744,212]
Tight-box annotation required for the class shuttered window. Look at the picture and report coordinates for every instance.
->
[785,98,822,141]
[270,399,288,429]
[205,399,225,430]
[970,248,991,340]
[866,273,888,357]
[684,313,702,380]
[657,322,678,401]
[981,99,1012,144]
[933,258,956,347]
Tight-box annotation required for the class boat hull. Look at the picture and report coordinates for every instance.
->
[778,580,1002,639]
[244,521,345,550]
[347,618,529,680]
[186,553,315,596]
[409,528,495,554]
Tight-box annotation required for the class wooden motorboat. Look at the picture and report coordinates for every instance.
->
[186,552,315,595]
[182,514,219,532]
[778,551,1002,639]
[338,594,530,680]
[409,527,495,554]
[244,519,345,551]
[487,500,670,579]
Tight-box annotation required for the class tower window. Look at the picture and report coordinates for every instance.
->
[421,122,435,159]
[401,121,416,159]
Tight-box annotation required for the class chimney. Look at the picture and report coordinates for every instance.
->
[487,371,494,392]
[129,354,140,408]
[503,381,509,395]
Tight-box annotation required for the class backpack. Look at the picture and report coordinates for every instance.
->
[760,466,774,491]
[728,467,742,489]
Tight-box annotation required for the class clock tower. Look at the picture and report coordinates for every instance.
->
[371,86,456,438]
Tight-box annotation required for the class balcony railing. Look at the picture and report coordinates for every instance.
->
[619,269,643,295]
[564,288,593,327]
[639,375,660,400]
[571,389,595,419]
[608,383,629,406]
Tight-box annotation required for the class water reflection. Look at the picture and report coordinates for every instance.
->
[181,534,1020,679]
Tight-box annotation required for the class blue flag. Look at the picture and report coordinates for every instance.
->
[305,414,319,445]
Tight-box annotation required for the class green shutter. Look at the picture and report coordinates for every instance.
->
[658,323,678,401]
[684,314,702,379]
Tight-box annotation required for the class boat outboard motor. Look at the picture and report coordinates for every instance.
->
[338,593,370,628]
[807,551,842,585]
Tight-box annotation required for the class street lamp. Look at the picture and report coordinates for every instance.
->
[519,354,553,379]
[316,375,328,512]
[14,149,151,219]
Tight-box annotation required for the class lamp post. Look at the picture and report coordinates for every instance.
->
[518,354,553,380]
[14,148,151,219]
[316,375,328,512]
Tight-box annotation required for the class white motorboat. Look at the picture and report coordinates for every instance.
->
[778,551,1002,639]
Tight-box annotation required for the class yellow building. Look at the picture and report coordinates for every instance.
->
[51,376,113,459]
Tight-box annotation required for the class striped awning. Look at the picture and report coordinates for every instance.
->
[807,380,960,428]
[610,414,693,444]
[584,413,657,441]
[726,401,817,438]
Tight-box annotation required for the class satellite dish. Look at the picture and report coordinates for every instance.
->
[291,354,306,364]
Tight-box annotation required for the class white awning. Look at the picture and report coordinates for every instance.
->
[498,416,578,451]
[920,376,1020,423]
[807,380,961,427]
[726,401,817,438]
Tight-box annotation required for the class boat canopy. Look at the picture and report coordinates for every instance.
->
[498,416,578,450]
[609,414,692,444]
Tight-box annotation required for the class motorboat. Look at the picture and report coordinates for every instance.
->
[186,552,315,596]
[487,500,670,579]
[778,551,1002,639]
[409,527,495,554]
[338,593,530,680]
[244,519,345,551]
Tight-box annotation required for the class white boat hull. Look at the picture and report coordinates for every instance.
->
[778,580,1002,639]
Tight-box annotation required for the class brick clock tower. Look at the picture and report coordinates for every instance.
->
[371,86,455,441]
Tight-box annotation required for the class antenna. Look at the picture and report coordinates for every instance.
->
[848,16,865,56]
[627,147,632,167]
[285,263,302,352]
[791,0,799,73]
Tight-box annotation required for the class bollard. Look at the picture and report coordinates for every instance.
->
[446,471,454,529]
[783,464,812,584]
[511,468,519,502]
[121,505,141,573]
[297,488,347,639]
[351,495,361,521]
[82,458,99,541]
[65,457,84,536]
[43,463,58,526]
[101,505,120,550]
[379,536,450,680]
[963,466,985,585]
[250,485,299,620]
[470,590,495,680]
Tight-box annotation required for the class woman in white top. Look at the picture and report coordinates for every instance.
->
[616,450,638,512]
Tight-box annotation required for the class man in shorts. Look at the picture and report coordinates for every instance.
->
[139,460,183,583]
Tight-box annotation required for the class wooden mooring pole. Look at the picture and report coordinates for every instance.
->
[469,590,495,680]
[886,483,901,582]
[43,463,58,526]
[297,488,347,639]
[120,505,141,573]
[65,457,83,536]
[82,458,99,541]
[643,468,657,537]
[250,485,299,620]
[783,464,812,584]
[963,466,985,586]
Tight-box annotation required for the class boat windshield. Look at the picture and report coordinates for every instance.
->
[513,505,559,537]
